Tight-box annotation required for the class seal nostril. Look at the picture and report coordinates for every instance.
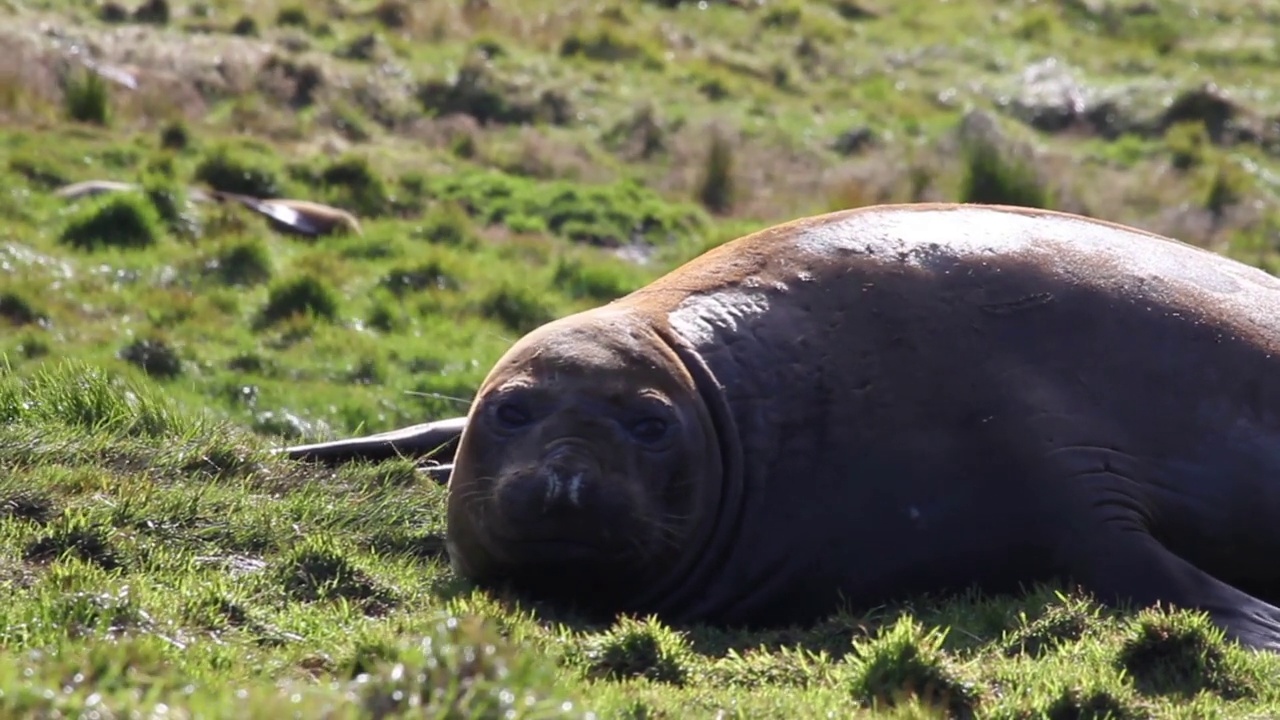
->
[540,467,561,508]
[495,465,595,525]
[566,472,585,508]
[541,466,590,513]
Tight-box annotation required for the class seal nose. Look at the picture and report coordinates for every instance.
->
[536,463,589,513]
[496,446,605,531]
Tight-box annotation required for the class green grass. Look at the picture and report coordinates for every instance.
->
[4,0,1280,715]
[4,363,1280,718]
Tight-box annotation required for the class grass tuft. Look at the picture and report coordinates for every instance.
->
[381,258,460,295]
[258,275,342,326]
[551,255,642,302]
[1037,685,1145,720]
[118,337,184,380]
[159,120,191,150]
[9,153,70,189]
[1165,121,1211,170]
[133,0,170,25]
[207,237,274,286]
[704,645,832,688]
[63,68,110,125]
[24,517,124,572]
[1001,592,1100,657]
[846,615,983,717]
[319,154,390,217]
[1117,606,1259,699]
[141,174,202,239]
[476,282,556,334]
[416,59,574,127]
[0,292,49,327]
[0,485,57,524]
[231,15,258,35]
[194,144,284,198]
[696,127,737,215]
[275,538,397,614]
[1205,158,1251,218]
[0,360,197,439]
[958,135,1051,209]
[354,616,580,717]
[58,193,163,251]
[572,615,697,685]
[412,201,479,247]
[560,28,665,70]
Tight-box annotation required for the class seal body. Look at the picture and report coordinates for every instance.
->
[211,191,363,237]
[283,416,464,482]
[301,203,1280,650]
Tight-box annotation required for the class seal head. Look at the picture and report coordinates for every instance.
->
[444,306,725,615]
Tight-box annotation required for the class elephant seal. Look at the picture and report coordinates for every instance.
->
[210,191,363,237]
[53,180,138,200]
[286,202,1280,651]
[55,180,216,204]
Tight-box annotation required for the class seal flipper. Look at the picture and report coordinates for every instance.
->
[279,416,468,468]
[1065,527,1280,651]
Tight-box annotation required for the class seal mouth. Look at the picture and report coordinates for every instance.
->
[485,532,614,563]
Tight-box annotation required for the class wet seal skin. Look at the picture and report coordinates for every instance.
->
[285,202,1280,651]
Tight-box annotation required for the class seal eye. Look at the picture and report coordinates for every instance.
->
[492,401,533,430]
[627,417,670,445]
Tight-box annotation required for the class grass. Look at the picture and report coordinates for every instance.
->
[3,0,1280,716]
[4,362,1280,718]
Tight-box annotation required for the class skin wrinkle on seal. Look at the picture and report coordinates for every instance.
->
[283,202,1280,652]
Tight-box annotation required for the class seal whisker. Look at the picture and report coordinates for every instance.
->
[452,481,499,509]
[638,514,691,552]
[404,390,474,407]
[617,535,653,562]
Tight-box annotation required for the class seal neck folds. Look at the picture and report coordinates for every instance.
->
[629,319,750,620]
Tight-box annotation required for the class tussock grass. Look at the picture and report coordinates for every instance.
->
[58,192,164,251]
[62,67,111,126]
